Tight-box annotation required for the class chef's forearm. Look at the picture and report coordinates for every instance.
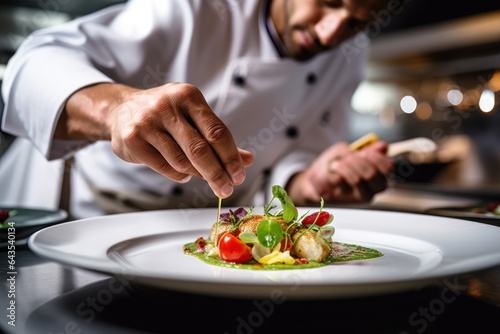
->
[285,171,310,207]
[54,83,136,142]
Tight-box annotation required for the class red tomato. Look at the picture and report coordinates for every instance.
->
[279,238,292,252]
[216,229,241,245]
[302,211,332,227]
[218,233,253,264]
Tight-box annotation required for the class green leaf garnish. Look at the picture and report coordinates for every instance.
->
[272,185,288,199]
[256,219,283,249]
[282,196,296,222]
[270,185,297,223]
[239,232,259,244]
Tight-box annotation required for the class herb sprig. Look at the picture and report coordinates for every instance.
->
[219,207,254,232]
[264,185,298,223]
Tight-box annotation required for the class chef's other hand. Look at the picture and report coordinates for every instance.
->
[286,141,393,205]
[57,82,254,198]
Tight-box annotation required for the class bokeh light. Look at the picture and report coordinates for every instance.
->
[415,102,433,120]
[447,89,463,105]
[479,89,495,113]
[400,95,417,114]
[488,71,500,92]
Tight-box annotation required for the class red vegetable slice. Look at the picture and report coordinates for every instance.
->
[302,211,333,227]
[218,233,253,264]
[0,210,9,223]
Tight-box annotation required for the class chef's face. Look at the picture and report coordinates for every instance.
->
[271,0,387,61]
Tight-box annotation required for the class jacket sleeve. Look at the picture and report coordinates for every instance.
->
[265,39,370,201]
[1,0,177,160]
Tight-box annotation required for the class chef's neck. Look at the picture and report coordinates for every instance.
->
[269,0,285,39]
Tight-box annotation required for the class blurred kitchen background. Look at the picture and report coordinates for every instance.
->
[0,0,499,211]
[349,0,500,204]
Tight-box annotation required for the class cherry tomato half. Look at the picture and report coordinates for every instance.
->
[219,233,253,264]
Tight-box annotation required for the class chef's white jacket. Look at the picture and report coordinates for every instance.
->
[1,0,368,218]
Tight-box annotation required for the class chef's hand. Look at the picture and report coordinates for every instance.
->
[56,82,253,198]
[285,141,393,205]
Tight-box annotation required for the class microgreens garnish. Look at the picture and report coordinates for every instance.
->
[265,185,298,223]
[219,206,254,232]
[219,207,248,223]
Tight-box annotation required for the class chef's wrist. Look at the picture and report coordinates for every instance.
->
[55,82,137,142]
[285,171,308,206]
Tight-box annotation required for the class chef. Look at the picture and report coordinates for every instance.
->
[1,0,393,219]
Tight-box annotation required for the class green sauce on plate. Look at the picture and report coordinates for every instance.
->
[183,242,382,270]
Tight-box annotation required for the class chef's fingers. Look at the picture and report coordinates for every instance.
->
[323,153,379,202]
[188,112,247,188]
[164,117,235,198]
[144,129,203,179]
[181,87,248,187]
[302,141,392,204]
[155,83,247,198]
[324,142,351,170]
[364,140,389,154]
[330,146,393,185]
[316,173,344,202]
[361,145,394,175]
[347,152,380,183]
[124,139,193,183]
[238,148,254,167]
[328,153,365,187]
[303,142,350,201]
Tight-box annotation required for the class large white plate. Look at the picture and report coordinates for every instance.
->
[28,208,500,299]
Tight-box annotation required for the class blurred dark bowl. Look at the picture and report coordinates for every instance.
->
[393,158,453,183]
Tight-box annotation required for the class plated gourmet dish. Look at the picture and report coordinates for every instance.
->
[0,209,16,228]
[469,202,500,215]
[183,186,382,270]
